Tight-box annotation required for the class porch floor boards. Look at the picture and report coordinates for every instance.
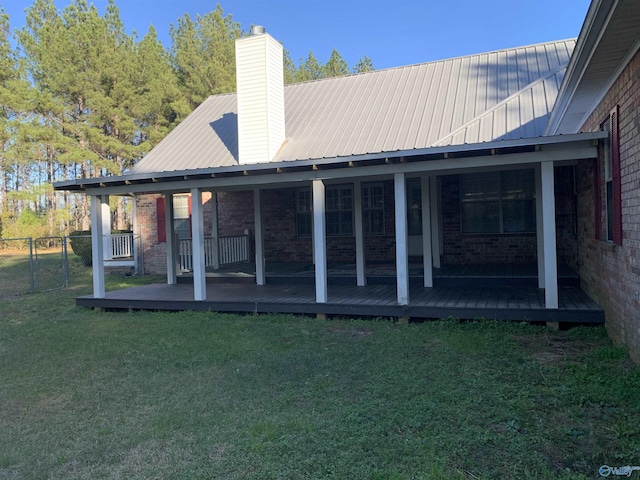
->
[77,282,604,324]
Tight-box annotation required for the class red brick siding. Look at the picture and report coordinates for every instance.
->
[577,48,640,362]
[440,172,576,265]
[136,192,212,275]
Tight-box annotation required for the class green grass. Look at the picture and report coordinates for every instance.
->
[1,268,639,479]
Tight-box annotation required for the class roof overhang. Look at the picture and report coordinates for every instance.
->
[546,0,640,134]
[53,132,606,196]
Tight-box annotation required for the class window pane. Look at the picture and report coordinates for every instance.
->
[460,172,500,201]
[173,196,190,219]
[407,180,422,235]
[408,209,422,236]
[296,188,311,213]
[503,200,535,233]
[297,213,311,237]
[363,182,384,235]
[502,170,534,200]
[174,218,191,239]
[461,202,500,233]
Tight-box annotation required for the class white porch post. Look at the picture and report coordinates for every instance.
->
[90,195,106,298]
[353,179,366,286]
[540,162,558,309]
[165,193,177,285]
[191,188,207,301]
[101,195,111,261]
[312,180,327,303]
[429,176,441,268]
[211,192,220,270]
[254,188,266,285]
[535,166,545,288]
[394,173,409,305]
[421,176,433,287]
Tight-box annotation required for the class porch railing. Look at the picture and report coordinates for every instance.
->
[178,234,249,271]
[110,233,134,259]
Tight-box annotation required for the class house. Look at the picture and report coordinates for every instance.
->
[55,0,640,362]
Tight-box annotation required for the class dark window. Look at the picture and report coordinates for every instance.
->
[362,182,385,235]
[296,188,312,237]
[326,185,353,236]
[407,179,422,236]
[296,185,354,237]
[460,170,535,234]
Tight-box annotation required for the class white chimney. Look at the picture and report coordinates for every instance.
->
[235,26,285,164]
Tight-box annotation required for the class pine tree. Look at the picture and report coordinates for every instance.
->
[170,4,242,109]
[323,48,349,77]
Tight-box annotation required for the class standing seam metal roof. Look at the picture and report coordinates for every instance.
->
[131,39,576,175]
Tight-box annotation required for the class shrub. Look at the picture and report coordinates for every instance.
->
[68,230,132,266]
[68,231,92,266]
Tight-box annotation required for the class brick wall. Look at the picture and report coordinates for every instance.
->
[576,48,640,362]
[136,192,213,275]
[440,172,576,265]
[137,174,575,271]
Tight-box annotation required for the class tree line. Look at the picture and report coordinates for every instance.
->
[0,0,374,239]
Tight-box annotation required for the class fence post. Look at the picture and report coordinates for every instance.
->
[28,238,35,293]
[63,236,69,288]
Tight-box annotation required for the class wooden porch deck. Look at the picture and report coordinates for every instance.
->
[77,281,604,324]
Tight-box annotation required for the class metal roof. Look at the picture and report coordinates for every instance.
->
[129,39,575,175]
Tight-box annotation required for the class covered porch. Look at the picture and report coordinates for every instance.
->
[77,134,606,324]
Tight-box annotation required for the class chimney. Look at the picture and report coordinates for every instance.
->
[235,26,285,164]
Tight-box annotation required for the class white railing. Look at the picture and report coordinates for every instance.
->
[110,233,134,259]
[219,235,249,265]
[178,234,249,271]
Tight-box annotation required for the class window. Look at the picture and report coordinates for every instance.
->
[362,182,385,235]
[460,170,535,234]
[296,183,384,237]
[296,188,312,237]
[326,185,353,236]
[173,195,192,239]
[407,179,422,235]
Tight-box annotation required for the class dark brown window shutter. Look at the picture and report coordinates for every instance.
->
[594,157,601,240]
[156,196,166,243]
[610,105,622,245]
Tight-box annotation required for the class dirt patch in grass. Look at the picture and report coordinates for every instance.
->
[513,333,600,365]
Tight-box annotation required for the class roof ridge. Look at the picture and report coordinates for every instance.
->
[283,38,577,89]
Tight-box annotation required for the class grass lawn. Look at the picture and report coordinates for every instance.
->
[1,265,639,479]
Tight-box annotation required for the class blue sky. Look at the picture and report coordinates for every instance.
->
[3,0,591,70]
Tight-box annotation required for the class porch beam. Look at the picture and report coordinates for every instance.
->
[429,176,441,269]
[254,188,266,285]
[394,173,409,305]
[191,188,207,301]
[87,145,599,197]
[211,192,220,270]
[353,180,366,286]
[421,176,433,287]
[312,180,327,303]
[540,162,558,309]
[164,193,177,285]
[90,195,106,298]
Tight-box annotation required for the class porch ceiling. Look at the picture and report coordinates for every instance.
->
[55,132,605,196]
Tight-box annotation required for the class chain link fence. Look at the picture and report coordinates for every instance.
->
[0,234,139,298]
